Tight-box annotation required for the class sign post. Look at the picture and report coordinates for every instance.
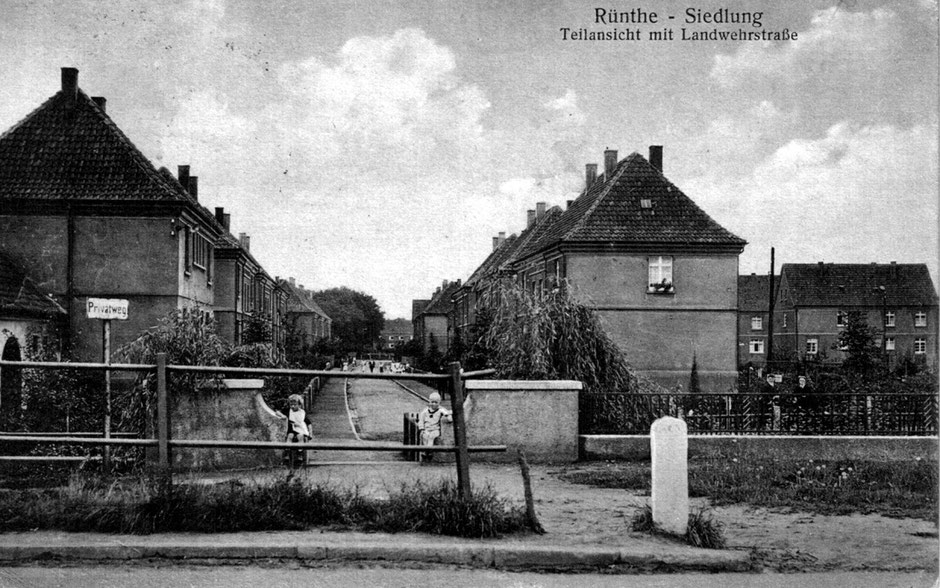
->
[87,298,129,470]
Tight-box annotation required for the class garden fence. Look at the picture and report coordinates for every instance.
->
[580,392,938,436]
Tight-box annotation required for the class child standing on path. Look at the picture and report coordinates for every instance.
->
[284,394,311,468]
[417,392,452,461]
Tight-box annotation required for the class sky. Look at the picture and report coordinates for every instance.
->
[0,0,936,319]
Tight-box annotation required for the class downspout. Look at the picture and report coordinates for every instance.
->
[65,203,75,355]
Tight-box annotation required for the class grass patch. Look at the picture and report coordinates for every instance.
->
[561,458,938,521]
[0,474,529,538]
[630,505,726,549]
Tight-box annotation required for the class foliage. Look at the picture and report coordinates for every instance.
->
[688,354,701,395]
[467,280,642,394]
[115,309,229,436]
[0,474,530,538]
[419,333,443,372]
[685,508,726,549]
[311,287,385,353]
[241,313,274,345]
[836,311,882,377]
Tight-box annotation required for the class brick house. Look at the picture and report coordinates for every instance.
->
[456,147,746,392]
[0,68,289,360]
[380,318,413,350]
[278,277,332,349]
[413,280,461,356]
[773,263,938,369]
[737,274,776,368]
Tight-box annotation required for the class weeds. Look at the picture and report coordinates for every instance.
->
[562,458,938,521]
[630,505,726,549]
[0,474,529,538]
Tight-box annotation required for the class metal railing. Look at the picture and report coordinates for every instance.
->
[580,392,939,436]
[0,356,503,499]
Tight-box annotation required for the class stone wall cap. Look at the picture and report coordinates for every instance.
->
[221,379,265,389]
[465,380,583,391]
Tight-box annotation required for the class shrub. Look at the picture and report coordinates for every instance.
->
[685,508,726,549]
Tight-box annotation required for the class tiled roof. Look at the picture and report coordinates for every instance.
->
[505,207,564,269]
[780,263,938,307]
[0,88,197,205]
[0,253,66,317]
[464,234,518,288]
[536,152,746,251]
[738,274,777,312]
[423,281,461,315]
[280,280,330,318]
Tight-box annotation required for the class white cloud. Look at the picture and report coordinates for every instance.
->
[687,123,938,277]
[711,7,899,88]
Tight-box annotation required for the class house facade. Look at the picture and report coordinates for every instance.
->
[0,68,224,361]
[0,68,293,361]
[380,318,413,350]
[737,274,775,368]
[279,277,332,349]
[773,263,939,369]
[413,280,461,356]
[456,147,746,392]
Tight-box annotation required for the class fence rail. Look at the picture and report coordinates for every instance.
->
[0,357,502,499]
[580,392,939,436]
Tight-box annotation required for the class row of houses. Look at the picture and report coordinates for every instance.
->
[414,147,938,390]
[0,68,331,369]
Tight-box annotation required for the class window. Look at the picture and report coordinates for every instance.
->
[885,311,895,327]
[193,232,211,270]
[640,198,652,209]
[183,226,192,273]
[806,338,818,355]
[915,312,927,327]
[782,313,788,328]
[648,256,674,293]
[915,338,927,354]
[836,311,848,327]
[886,337,895,351]
[749,339,764,354]
[751,316,763,331]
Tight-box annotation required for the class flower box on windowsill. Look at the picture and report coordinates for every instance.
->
[647,283,675,295]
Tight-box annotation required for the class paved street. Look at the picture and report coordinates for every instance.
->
[0,565,934,588]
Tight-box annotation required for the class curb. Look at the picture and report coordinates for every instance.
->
[0,540,753,572]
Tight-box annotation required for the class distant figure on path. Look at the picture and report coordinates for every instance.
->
[417,392,452,461]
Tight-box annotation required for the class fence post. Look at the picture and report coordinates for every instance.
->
[449,362,471,501]
[156,352,170,478]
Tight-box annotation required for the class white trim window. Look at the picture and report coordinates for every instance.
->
[836,311,848,328]
[914,338,927,354]
[885,311,895,327]
[749,339,765,354]
[647,256,674,293]
[885,337,896,351]
[915,312,927,327]
[806,338,818,355]
[751,316,763,331]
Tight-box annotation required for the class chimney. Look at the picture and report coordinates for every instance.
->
[536,202,546,218]
[498,231,506,246]
[91,97,106,113]
[566,200,573,209]
[585,163,598,188]
[188,176,198,201]
[222,213,231,230]
[527,209,536,227]
[289,277,296,286]
[61,67,78,100]
[492,236,499,250]
[214,207,224,225]
[239,232,250,251]
[649,145,663,172]
[178,166,190,191]
[604,149,617,178]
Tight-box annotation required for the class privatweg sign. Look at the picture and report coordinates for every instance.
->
[86,298,129,320]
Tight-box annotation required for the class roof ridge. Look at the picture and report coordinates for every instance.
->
[564,153,639,241]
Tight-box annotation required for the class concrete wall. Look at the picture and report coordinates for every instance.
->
[580,434,938,462]
[171,378,285,471]
[464,380,581,463]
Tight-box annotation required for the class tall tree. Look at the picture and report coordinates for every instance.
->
[311,287,385,352]
[836,311,881,376]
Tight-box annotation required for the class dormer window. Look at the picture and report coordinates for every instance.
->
[640,198,652,209]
